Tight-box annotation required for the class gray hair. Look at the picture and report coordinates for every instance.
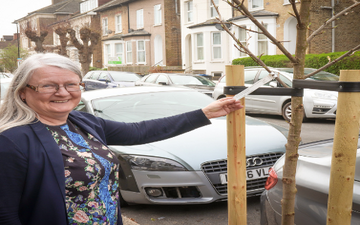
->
[0,53,82,133]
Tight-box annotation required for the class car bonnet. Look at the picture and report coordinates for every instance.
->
[109,116,287,171]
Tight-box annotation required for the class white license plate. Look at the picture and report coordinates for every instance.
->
[219,167,270,184]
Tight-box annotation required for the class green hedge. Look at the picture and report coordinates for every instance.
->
[232,51,360,75]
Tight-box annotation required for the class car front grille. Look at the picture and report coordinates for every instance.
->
[201,152,284,196]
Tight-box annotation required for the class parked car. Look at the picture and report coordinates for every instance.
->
[260,138,360,225]
[135,73,216,97]
[0,72,13,79]
[83,70,141,91]
[212,68,339,121]
[75,86,288,206]
[0,77,12,104]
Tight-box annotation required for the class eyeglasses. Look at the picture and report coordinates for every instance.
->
[26,82,85,93]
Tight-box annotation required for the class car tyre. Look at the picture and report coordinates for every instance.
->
[282,101,308,122]
[282,102,292,122]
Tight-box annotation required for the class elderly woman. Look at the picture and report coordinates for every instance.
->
[0,53,242,225]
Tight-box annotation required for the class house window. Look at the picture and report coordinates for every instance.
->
[115,43,124,64]
[102,18,108,36]
[257,24,268,56]
[210,0,219,18]
[196,33,204,60]
[80,0,97,13]
[54,32,60,46]
[249,0,263,10]
[212,32,221,60]
[136,9,144,29]
[137,40,146,64]
[126,41,132,64]
[115,14,122,33]
[105,44,111,64]
[154,4,162,25]
[238,26,247,57]
[186,1,193,22]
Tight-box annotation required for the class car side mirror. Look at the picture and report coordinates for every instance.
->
[269,81,278,88]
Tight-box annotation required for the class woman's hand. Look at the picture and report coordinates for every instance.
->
[202,97,244,119]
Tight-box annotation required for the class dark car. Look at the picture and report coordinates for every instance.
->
[135,73,216,97]
[83,70,141,91]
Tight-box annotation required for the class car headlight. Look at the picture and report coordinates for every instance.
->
[122,155,187,171]
[311,91,337,100]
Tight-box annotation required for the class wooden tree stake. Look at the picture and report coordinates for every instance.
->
[226,65,247,225]
[327,70,360,225]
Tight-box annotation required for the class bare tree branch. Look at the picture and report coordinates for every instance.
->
[304,44,360,78]
[212,0,289,87]
[307,1,360,42]
[289,0,302,24]
[230,0,299,64]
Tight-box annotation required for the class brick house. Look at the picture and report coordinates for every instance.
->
[180,0,360,78]
[13,0,111,70]
[95,0,182,74]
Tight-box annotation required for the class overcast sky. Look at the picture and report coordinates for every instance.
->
[0,0,52,38]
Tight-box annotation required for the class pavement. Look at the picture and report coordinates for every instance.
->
[123,215,139,225]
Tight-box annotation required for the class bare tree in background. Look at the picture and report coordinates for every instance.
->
[23,23,49,53]
[213,0,360,224]
[54,23,71,57]
[67,26,100,75]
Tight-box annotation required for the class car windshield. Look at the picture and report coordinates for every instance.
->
[110,72,141,82]
[275,68,339,81]
[91,91,214,122]
[169,75,215,87]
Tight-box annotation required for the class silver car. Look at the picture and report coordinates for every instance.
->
[135,73,216,97]
[260,139,360,225]
[0,77,12,104]
[212,68,339,121]
[76,86,288,206]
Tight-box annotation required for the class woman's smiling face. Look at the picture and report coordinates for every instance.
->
[20,66,82,125]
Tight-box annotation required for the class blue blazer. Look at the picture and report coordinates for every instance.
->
[0,110,210,225]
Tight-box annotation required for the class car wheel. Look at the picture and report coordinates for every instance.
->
[282,102,308,122]
[282,102,292,122]
[217,95,226,100]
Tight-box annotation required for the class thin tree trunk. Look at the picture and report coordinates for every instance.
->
[281,1,312,225]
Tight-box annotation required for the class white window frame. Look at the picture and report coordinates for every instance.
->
[137,40,146,64]
[211,32,222,60]
[210,0,219,18]
[115,14,122,33]
[53,32,60,46]
[136,9,144,29]
[102,18,108,36]
[115,43,124,64]
[154,4,162,26]
[195,33,204,61]
[186,1,193,23]
[105,44,111,65]
[126,41,132,64]
[249,0,263,10]
[238,26,247,57]
[257,24,268,56]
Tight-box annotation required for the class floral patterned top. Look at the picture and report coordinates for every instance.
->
[46,120,120,225]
